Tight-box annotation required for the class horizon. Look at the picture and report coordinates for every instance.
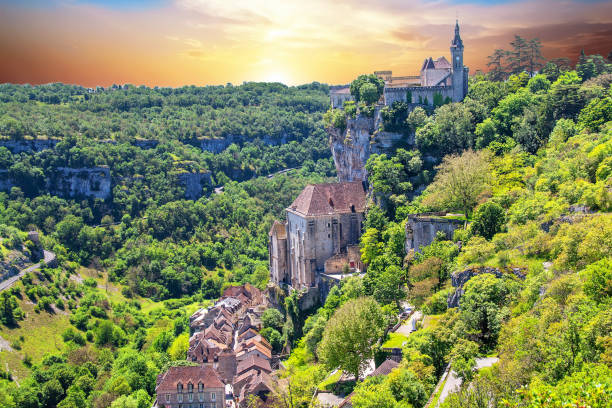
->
[1,0,612,87]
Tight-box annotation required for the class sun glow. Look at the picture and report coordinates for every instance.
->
[261,71,293,85]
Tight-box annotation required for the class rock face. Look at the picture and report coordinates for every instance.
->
[329,115,376,182]
[48,167,112,200]
[447,266,527,308]
[0,170,14,191]
[195,134,289,154]
[0,139,59,154]
[131,139,159,149]
[177,171,212,200]
[405,213,464,253]
[328,112,412,182]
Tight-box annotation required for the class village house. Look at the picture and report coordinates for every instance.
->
[155,365,225,408]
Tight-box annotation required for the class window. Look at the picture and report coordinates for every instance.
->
[211,392,216,401]
[178,383,183,393]
[198,383,203,392]
[199,392,204,402]
[166,394,171,402]
[188,393,194,402]
[188,383,193,392]
[178,393,183,403]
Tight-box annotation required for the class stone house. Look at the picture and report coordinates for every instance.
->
[405,212,464,253]
[155,365,225,408]
[269,181,367,294]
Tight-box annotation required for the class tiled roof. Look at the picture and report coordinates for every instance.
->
[156,365,224,392]
[370,359,399,377]
[236,355,272,376]
[331,87,351,95]
[288,181,367,216]
[434,56,451,69]
[269,220,287,239]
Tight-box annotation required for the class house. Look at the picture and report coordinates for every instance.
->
[155,365,225,408]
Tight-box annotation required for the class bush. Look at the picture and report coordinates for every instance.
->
[470,201,505,240]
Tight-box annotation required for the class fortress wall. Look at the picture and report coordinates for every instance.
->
[405,213,464,253]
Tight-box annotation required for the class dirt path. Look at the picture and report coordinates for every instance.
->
[436,357,499,406]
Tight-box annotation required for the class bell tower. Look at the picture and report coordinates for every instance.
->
[450,20,466,101]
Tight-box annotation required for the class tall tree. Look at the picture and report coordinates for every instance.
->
[487,49,508,81]
[422,149,491,220]
[507,35,529,74]
[526,38,545,76]
[318,297,385,380]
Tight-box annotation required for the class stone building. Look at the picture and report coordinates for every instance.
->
[331,21,468,109]
[269,181,367,292]
[155,365,225,408]
[405,213,464,253]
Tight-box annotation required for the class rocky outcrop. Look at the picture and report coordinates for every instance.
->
[177,171,212,200]
[328,115,376,182]
[47,167,112,200]
[131,139,159,149]
[195,134,289,154]
[405,213,464,253]
[447,266,527,308]
[0,139,59,154]
[0,170,14,191]
[328,112,414,182]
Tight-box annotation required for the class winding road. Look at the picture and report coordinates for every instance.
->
[436,357,499,407]
[0,250,56,292]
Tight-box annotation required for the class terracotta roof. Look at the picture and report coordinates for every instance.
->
[269,220,287,239]
[156,365,224,392]
[288,181,367,216]
[370,359,399,377]
[434,56,451,69]
[331,87,351,95]
[236,355,272,376]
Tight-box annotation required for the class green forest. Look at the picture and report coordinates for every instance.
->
[0,43,610,408]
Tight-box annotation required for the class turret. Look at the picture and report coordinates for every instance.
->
[450,20,467,101]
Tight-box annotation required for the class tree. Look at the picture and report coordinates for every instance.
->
[359,83,380,105]
[526,38,544,76]
[487,49,508,81]
[507,35,529,74]
[470,201,505,240]
[422,150,491,219]
[168,333,189,360]
[261,327,283,352]
[351,379,396,408]
[262,308,285,331]
[318,297,385,380]
[449,339,479,382]
[350,74,385,105]
[580,258,612,303]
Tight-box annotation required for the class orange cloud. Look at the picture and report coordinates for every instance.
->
[0,0,611,87]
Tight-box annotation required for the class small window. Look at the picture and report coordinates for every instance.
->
[198,383,203,392]
[166,394,171,402]
[188,393,194,402]
[178,393,183,403]
[211,392,216,401]
[199,392,204,402]
[328,234,330,238]
[178,383,183,393]
[188,383,193,392]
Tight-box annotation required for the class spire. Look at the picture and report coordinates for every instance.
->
[452,20,463,48]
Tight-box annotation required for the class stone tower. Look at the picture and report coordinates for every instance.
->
[450,20,467,101]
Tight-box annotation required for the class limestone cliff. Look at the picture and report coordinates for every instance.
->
[47,167,112,200]
[177,171,212,200]
[195,134,290,154]
[447,266,527,308]
[0,139,59,154]
[328,112,409,182]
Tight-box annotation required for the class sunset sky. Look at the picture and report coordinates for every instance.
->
[1,0,611,87]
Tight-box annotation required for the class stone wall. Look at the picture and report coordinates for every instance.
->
[0,139,59,154]
[447,266,527,308]
[405,213,464,253]
[384,86,454,107]
[177,171,212,200]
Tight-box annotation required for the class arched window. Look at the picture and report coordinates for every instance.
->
[177,383,183,393]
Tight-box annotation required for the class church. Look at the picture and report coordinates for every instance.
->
[269,181,367,293]
[330,21,468,109]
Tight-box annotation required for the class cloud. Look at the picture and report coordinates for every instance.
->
[0,0,611,86]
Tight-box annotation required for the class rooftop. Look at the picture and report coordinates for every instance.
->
[288,181,367,216]
[156,365,224,392]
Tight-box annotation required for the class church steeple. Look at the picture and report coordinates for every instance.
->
[451,19,463,49]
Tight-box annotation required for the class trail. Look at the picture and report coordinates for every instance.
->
[0,250,56,292]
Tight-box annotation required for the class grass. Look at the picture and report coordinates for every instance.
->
[0,297,71,379]
[382,332,409,348]
[422,314,443,329]
[318,370,342,391]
